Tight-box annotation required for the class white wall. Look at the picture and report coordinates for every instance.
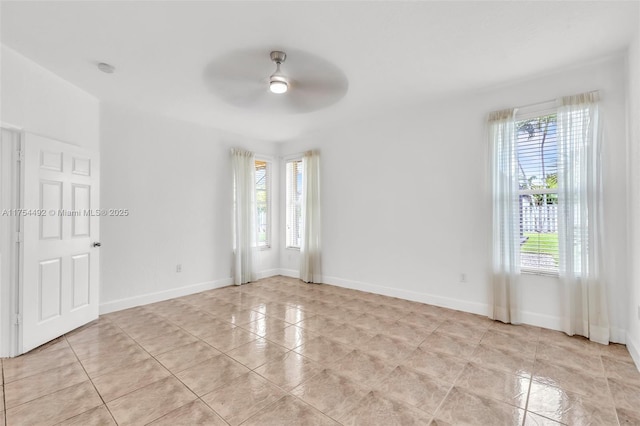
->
[627,31,640,365]
[0,45,100,356]
[281,55,629,341]
[99,103,279,313]
[0,45,99,150]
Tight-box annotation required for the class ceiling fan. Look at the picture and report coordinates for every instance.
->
[203,48,349,114]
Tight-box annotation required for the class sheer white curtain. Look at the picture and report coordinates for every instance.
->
[557,92,609,344]
[231,148,256,285]
[300,150,321,283]
[489,109,521,324]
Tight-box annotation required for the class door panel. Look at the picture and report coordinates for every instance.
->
[21,133,100,353]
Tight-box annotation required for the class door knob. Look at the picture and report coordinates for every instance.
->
[93,242,101,247]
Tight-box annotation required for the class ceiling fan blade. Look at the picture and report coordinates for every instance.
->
[202,47,349,114]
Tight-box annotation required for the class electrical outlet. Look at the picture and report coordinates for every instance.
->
[460,273,467,283]
[176,264,182,273]
[637,305,640,320]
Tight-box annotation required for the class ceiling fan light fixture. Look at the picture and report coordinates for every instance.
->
[269,51,288,94]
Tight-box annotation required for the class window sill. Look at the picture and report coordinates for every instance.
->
[285,246,300,251]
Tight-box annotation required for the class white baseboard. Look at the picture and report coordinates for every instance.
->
[322,275,489,317]
[254,269,282,280]
[99,277,234,314]
[278,268,299,279]
[627,332,640,372]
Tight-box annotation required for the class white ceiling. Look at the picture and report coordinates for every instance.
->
[1,1,638,141]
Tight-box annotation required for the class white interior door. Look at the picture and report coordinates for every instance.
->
[21,133,100,353]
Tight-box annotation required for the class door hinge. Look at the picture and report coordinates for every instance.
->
[16,231,23,243]
[14,314,21,325]
[16,150,24,163]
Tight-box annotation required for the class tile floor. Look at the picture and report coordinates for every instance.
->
[2,275,640,425]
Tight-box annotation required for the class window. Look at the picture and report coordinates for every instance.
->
[515,112,559,273]
[285,159,303,248]
[255,160,270,248]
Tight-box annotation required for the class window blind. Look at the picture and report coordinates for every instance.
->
[255,160,270,248]
[286,159,303,248]
[515,113,559,273]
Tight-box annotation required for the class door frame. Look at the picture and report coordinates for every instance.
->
[0,124,23,358]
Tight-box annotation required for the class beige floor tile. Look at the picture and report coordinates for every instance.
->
[397,309,441,327]
[6,381,102,426]
[201,327,259,352]
[293,335,352,365]
[92,357,171,402]
[70,332,138,360]
[6,277,633,425]
[202,372,286,425]
[240,316,289,337]
[324,323,374,347]
[291,369,368,420]
[479,329,537,358]
[527,380,618,425]
[80,343,151,378]
[56,405,116,425]
[254,351,323,390]
[294,315,343,335]
[265,324,316,349]
[121,320,181,341]
[537,329,601,356]
[535,342,604,376]
[616,407,640,425]
[3,346,78,383]
[175,354,250,396]
[489,321,540,340]
[102,306,153,325]
[226,338,289,369]
[454,363,530,409]
[600,343,635,362]
[281,307,313,324]
[214,308,265,325]
[5,361,88,409]
[136,329,198,356]
[523,411,564,425]
[435,320,487,343]
[375,365,450,414]
[169,312,232,336]
[65,322,122,346]
[351,312,395,332]
[340,391,433,425]
[434,387,525,425]
[107,376,197,425]
[532,359,610,401]
[154,340,220,373]
[148,400,227,425]
[402,346,467,383]
[359,334,416,363]
[470,343,534,377]
[381,320,434,345]
[601,355,640,386]
[330,349,395,388]
[241,394,339,426]
[607,377,640,412]
[419,331,479,359]
[27,337,71,356]
[1,384,4,411]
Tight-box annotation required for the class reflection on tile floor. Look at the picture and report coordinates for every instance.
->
[2,275,639,425]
